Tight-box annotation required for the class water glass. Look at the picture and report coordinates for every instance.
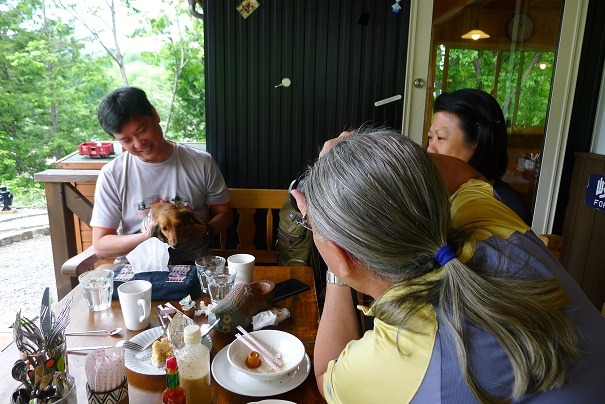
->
[195,255,226,293]
[79,269,114,311]
[207,267,237,304]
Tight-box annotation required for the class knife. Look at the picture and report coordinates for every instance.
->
[67,345,113,353]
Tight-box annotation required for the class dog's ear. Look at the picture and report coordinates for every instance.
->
[180,209,202,225]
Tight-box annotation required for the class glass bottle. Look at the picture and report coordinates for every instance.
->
[178,324,211,403]
[162,356,186,404]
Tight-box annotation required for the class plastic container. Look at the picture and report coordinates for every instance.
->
[178,324,211,403]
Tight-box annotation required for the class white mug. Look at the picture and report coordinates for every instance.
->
[118,280,152,330]
[228,253,255,284]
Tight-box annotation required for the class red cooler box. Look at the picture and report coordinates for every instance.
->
[78,142,115,158]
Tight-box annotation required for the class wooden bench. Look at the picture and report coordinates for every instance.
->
[62,188,289,280]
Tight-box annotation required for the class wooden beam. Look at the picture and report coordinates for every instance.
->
[43,182,78,300]
[64,183,93,227]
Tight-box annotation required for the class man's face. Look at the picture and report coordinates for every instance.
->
[427,111,476,162]
[113,108,169,163]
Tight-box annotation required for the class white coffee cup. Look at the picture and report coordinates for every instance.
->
[118,280,152,331]
[228,253,255,284]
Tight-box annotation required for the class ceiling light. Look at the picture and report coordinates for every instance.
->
[461,28,491,40]
[461,7,490,40]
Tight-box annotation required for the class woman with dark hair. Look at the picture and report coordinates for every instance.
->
[428,88,532,224]
[293,129,605,403]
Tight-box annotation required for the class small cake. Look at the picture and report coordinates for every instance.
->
[151,337,174,367]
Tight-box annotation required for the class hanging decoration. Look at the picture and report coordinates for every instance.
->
[391,0,402,14]
[237,0,260,19]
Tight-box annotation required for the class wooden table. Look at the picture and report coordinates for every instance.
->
[0,266,325,403]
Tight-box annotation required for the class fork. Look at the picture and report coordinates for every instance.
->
[115,340,145,352]
[67,339,144,353]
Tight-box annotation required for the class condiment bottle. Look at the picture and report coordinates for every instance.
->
[178,324,211,403]
[162,356,186,404]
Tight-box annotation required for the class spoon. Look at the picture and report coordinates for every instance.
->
[66,328,122,337]
[11,360,31,389]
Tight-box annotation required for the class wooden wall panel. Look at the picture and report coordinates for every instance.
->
[561,153,605,309]
[203,0,409,188]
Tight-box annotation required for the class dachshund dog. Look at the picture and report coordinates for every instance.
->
[150,201,206,248]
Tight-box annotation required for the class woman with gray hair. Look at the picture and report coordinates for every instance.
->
[292,129,605,403]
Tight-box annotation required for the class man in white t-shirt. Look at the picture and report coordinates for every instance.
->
[90,87,232,264]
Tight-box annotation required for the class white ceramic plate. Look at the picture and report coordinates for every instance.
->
[212,344,310,397]
[125,326,166,376]
[125,326,212,376]
[248,400,297,404]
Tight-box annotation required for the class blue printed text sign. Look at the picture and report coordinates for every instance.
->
[585,173,605,212]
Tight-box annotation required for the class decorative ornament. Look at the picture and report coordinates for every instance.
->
[392,0,402,14]
[237,0,260,19]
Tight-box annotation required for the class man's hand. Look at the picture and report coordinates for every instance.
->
[140,211,155,239]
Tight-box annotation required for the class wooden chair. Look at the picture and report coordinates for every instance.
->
[61,188,289,281]
[210,188,288,264]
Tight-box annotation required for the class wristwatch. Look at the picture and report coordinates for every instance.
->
[326,270,346,286]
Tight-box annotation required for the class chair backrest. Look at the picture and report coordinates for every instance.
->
[211,188,289,264]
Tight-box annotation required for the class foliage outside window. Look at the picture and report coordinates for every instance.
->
[1,0,205,206]
[434,45,555,130]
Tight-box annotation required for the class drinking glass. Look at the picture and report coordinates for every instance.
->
[78,269,114,311]
[207,267,237,304]
[195,255,226,293]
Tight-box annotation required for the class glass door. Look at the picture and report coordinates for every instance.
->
[404,0,587,232]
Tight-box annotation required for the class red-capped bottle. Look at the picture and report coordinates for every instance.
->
[162,356,186,404]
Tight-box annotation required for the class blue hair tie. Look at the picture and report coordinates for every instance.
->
[435,245,457,266]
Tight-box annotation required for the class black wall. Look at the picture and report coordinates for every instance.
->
[203,0,410,188]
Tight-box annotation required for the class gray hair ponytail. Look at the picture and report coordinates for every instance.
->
[304,130,578,402]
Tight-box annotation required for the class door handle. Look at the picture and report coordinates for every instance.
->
[275,78,291,88]
[374,94,402,107]
[413,78,425,88]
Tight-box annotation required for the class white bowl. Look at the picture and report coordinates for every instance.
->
[227,330,305,381]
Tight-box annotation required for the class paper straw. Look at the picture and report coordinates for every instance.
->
[235,333,281,372]
[236,325,284,368]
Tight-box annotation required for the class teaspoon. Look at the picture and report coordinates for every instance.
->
[66,328,122,336]
[11,360,31,389]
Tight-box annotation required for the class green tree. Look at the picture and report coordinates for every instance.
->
[139,0,205,141]
[0,0,113,202]
[434,44,554,128]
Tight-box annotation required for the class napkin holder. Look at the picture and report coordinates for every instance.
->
[209,280,275,335]
[86,376,128,404]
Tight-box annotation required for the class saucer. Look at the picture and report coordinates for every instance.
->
[212,344,310,397]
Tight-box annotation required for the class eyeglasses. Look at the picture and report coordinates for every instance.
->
[296,213,313,232]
